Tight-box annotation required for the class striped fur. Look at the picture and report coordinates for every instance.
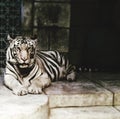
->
[4,35,76,96]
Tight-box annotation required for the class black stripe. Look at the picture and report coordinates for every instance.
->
[39,52,60,80]
[49,51,62,67]
[41,54,59,73]
[29,66,39,81]
[50,52,56,59]
[38,55,53,80]
[40,51,56,61]
[41,54,58,79]
[7,62,17,74]
[10,48,15,59]
[57,52,63,66]
[39,51,61,65]
[67,65,75,74]
[6,62,22,84]
[49,65,57,81]
[64,57,68,69]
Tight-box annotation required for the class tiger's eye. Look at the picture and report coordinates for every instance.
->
[28,47,32,51]
[16,47,21,52]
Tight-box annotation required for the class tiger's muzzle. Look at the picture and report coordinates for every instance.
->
[19,63,29,68]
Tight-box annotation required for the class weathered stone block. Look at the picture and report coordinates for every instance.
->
[0,94,48,119]
[50,106,120,119]
[45,78,113,108]
[0,78,49,119]
[95,79,120,106]
[115,106,120,111]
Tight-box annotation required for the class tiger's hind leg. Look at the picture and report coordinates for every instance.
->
[66,66,76,81]
[67,71,76,81]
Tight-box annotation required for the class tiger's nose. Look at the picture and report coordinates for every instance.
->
[21,51,28,61]
[21,56,27,61]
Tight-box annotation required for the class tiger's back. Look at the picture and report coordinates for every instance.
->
[37,50,76,81]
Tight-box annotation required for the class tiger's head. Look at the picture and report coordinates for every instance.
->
[7,34,37,68]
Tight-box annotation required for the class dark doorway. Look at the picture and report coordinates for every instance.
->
[69,0,120,71]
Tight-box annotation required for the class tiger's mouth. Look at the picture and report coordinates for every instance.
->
[19,63,29,68]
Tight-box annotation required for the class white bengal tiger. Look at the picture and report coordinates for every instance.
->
[4,34,76,96]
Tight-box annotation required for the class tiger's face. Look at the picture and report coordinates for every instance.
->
[8,35,37,68]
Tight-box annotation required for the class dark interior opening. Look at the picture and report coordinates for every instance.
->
[69,0,120,71]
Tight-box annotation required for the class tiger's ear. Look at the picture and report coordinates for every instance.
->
[7,34,14,43]
[31,34,38,43]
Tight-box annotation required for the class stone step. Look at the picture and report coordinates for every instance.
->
[84,72,120,106]
[0,85,48,119]
[1,72,120,119]
[96,79,120,106]
[45,77,113,108]
[50,106,120,119]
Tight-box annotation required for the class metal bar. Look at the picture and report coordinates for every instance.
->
[34,0,70,4]
[33,26,70,29]
[31,0,35,35]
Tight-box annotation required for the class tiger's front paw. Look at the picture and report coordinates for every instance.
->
[28,85,43,94]
[13,87,28,96]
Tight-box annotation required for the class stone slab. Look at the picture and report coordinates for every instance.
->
[115,106,120,111]
[0,76,49,119]
[45,78,113,108]
[50,106,120,119]
[83,72,120,80]
[94,79,120,106]
[83,72,120,106]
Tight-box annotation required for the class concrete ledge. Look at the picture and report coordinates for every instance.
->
[45,79,113,108]
[50,106,120,119]
[0,95,48,119]
[94,78,120,106]
[84,72,120,106]
[0,84,48,119]
[115,106,120,111]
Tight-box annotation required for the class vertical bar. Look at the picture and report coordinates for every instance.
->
[21,0,24,33]
[31,0,35,35]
